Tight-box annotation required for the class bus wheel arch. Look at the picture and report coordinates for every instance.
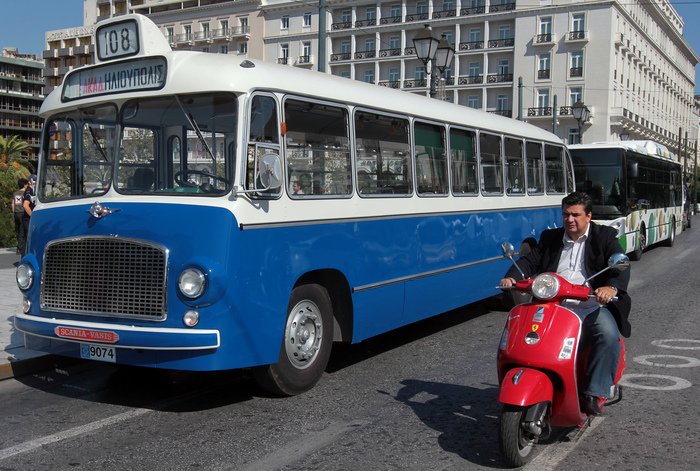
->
[664,217,676,247]
[630,223,646,261]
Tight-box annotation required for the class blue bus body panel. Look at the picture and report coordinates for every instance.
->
[19,201,560,371]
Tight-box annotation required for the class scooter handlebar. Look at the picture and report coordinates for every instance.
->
[588,294,619,302]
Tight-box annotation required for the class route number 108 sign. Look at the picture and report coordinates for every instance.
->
[96,20,139,61]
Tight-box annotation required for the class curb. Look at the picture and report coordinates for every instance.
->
[0,355,80,381]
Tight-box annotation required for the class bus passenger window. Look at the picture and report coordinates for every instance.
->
[504,137,524,195]
[354,111,411,196]
[450,128,477,195]
[283,99,351,197]
[42,119,75,201]
[247,94,281,195]
[414,121,447,195]
[526,141,544,194]
[545,144,565,194]
[480,133,503,195]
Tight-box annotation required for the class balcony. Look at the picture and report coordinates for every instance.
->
[297,55,313,65]
[404,79,427,88]
[331,21,352,31]
[378,80,401,89]
[380,15,402,25]
[355,18,376,28]
[330,52,352,62]
[567,30,588,42]
[404,47,416,55]
[432,9,456,19]
[534,34,553,45]
[488,38,515,48]
[559,106,573,116]
[460,6,486,15]
[527,107,553,117]
[405,11,429,22]
[570,67,583,77]
[459,41,484,51]
[278,57,289,65]
[489,2,516,12]
[378,48,402,58]
[458,75,483,85]
[194,31,212,42]
[537,69,550,79]
[176,33,194,45]
[354,50,376,59]
[489,109,512,118]
[487,73,513,83]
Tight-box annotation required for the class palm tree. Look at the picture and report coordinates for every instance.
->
[0,135,30,159]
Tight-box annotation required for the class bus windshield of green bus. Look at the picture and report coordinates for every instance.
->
[40,93,236,202]
[570,148,625,218]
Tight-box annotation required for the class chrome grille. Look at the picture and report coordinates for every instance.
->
[41,237,167,320]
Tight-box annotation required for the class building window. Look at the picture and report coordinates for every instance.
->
[497,59,510,75]
[469,28,481,42]
[538,53,550,79]
[339,70,350,78]
[341,10,351,23]
[239,17,248,32]
[303,41,311,57]
[537,89,550,108]
[281,16,289,30]
[415,66,426,80]
[166,27,174,43]
[572,13,585,32]
[539,16,552,35]
[365,7,376,20]
[184,24,192,41]
[568,128,581,145]
[363,69,375,83]
[467,95,480,108]
[202,47,210,53]
[281,44,289,61]
[341,41,351,54]
[442,31,454,45]
[469,62,481,76]
[220,20,229,35]
[303,13,312,27]
[569,87,582,105]
[499,25,511,39]
[239,42,248,54]
[389,67,400,82]
[497,94,509,111]
[389,36,400,49]
[417,1,428,14]
[570,51,584,77]
[219,45,228,54]
[201,22,210,38]
[390,4,401,17]
[365,39,375,52]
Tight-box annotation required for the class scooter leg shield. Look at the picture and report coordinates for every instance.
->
[499,368,554,407]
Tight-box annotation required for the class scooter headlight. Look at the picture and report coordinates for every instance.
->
[531,273,560,300]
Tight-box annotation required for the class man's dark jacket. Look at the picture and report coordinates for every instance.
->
[505,222,632,337]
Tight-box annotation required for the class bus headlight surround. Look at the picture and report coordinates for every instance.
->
[16,263,34,290]
[178,267,207,299]
[531,273,560,300]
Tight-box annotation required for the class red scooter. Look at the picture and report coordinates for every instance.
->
[496,242,630,467]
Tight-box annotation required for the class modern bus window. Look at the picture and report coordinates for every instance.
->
[504,137,524,195]
[41,104,117,202]
[629,154,676,210]
[450,127,478,195]
[571,148,624,216]
[283,98,352,197]
[479,132,503,195]
[565,150,575,193]
[119,93,236,195]
[526,141,544,194]
[414,121,447,195]
[247,94,281,196]
[544,144,565,193]
[354,110,411,196]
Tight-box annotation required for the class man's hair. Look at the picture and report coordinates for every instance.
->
[17,178,28,189]
[562,191,593,214]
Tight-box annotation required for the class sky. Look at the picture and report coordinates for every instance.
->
[1,0,700,90]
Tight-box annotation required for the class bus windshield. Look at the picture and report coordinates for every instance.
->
[571,148,624,218]
[41,92,236,201]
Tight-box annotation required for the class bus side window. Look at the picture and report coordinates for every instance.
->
[544,144,565,194]
[526,141,544,194]
[504,137,524,195]
[43,119,75,201]
[450,127,478,196]
[480,132,503,195]
[414,121,447,195]
[246,94,281,194]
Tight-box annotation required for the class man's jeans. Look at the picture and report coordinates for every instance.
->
[580,306,621,398]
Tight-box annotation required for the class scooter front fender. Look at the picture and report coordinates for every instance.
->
[499,368,553,407]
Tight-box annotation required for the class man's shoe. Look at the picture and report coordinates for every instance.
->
[582,395,603,416]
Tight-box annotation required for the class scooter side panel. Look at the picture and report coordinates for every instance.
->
[498,368,553,406]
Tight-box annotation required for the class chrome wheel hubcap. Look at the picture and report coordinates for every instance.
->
[284,300,323,369]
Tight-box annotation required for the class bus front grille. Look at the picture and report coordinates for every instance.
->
[41,237,168,321]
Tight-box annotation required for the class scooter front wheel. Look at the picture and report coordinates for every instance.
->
[499,404,537,467]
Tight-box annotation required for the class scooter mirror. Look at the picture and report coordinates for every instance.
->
[501,241,516,259]
[607,253,630,271]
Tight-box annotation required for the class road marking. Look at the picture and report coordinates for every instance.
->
[522,417,605,470]
[652,339,700,350]
[633,354,700,368]
[0,408,150,461]
[619,374,692,391]
[235,420,369,471]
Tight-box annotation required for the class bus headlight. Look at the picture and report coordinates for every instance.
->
[16,263,34,290]
[178,267,207,299]
[531,273,560,300]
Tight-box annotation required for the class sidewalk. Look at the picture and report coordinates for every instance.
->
[0,248,60,381]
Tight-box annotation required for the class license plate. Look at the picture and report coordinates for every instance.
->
[80,343,116,363]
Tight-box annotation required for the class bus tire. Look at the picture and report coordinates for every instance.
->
[254,283,334,396]
[629,224,646,261]
[664,218,675,247]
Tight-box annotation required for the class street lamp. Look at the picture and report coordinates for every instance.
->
[571,100,590,143]
[413,25,454,99]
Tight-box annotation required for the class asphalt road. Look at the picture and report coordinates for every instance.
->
[0,228,698,470]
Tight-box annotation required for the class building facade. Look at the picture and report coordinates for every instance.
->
[0,49,44,160]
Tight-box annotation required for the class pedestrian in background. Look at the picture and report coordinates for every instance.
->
[12,178,28,255]
[20,175,36,257]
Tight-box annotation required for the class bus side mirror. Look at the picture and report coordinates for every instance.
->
[627,161,638,179]
[256,153,282,191]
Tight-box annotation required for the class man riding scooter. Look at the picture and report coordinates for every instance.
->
[499,192,631,415]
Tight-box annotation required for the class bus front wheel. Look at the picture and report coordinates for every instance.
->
[630,225,646,261]
[254,284,334,396]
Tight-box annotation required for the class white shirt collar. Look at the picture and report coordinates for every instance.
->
[563,223,590,245]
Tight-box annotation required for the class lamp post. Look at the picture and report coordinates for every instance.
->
[413,25,454,99]
[571,100,590,144]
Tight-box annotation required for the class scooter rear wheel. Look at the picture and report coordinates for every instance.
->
[499,405,537,467]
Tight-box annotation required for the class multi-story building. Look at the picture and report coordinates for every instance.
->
[0,48,44,160]
[42,0,699,161]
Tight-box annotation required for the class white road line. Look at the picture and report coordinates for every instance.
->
[522,417,605,471]
[0,408,150,461]
[235,420,369,471]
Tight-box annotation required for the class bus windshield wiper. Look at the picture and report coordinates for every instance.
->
[175,95,216,163]
[87,125,110,163]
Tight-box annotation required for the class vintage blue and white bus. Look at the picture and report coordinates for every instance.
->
[16,14,573,395]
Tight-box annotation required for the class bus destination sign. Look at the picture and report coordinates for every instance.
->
[96,19,140,61]
[61,57,167,101]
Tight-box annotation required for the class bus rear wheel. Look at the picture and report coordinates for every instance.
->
[664,218,675,247]
[630,225,646,261]
[254,284,333,396]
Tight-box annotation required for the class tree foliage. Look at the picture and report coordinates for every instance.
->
[0,135,32,247]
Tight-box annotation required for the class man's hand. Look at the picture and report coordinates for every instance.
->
[594,286,618,304]
[499,277,517,289]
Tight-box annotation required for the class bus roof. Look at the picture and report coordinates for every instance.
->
[41,14,562,146]
[568,140,679,163]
